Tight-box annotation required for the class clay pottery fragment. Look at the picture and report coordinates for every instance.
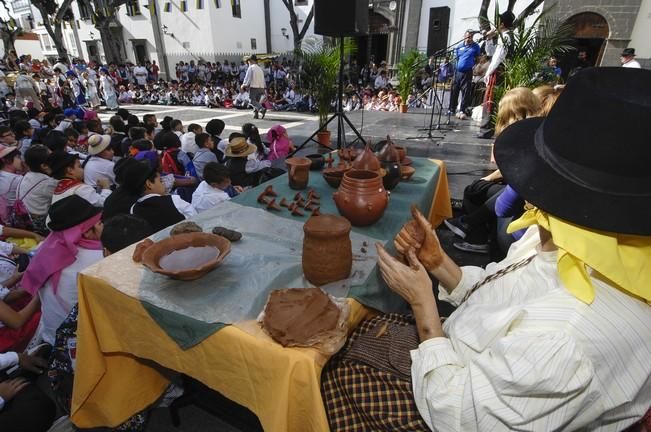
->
[400,165,416,181]
[262,288,341,347]
[294,192,304,201]
[302,214,352,286]
[333,170,389,226]
[306,153,325,170]
[395,146,407,162]
[257,191,269,204]
[264,185,277,197]
[291,206,305,216]
[311,207,321,216]
[338,147,359,161]
[170,221,203,236]
[381,159,401,191]
[307,189,320,200]
[352,142,381,172]
[266,198,281,211]
[211,226,242,242]
[133,238,154,263]
[377,136,400,163]
[279,197,290,207]
[141,233,231,281]
[296,197,306,207]
[304,200,316,211]
[286,157,312,190]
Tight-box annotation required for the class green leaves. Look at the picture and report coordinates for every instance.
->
[396,50,426,101]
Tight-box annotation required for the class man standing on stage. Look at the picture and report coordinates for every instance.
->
[478,11,515,139]
[449,30,481,120]
[242,55,267,119]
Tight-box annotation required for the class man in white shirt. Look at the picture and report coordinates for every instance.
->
[133,64,149,87]
[242,55,267,119]
[478,10,515,139]
[191,162,237,213]
[53,57,69,75]
[621,48,642,69]
[83,134,116,188]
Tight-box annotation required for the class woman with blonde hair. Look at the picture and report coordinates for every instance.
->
[533,84,564,116]
[444,87,541,254]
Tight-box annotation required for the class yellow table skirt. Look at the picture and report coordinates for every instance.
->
[71,160,452,432]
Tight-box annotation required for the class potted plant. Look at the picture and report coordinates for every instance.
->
[396,50,426,113]
[301,38,353,148]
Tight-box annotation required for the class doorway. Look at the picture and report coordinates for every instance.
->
[559,12,609,79]
[355,10,390,67]
[132,40,148,65]
[86,41,101,64]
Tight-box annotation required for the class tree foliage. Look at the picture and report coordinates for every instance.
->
[280,0,315,54]
[31,0,74,61]
[396,50,426,102]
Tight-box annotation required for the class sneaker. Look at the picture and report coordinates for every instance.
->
[443,217,469,239]
[453,241,490,254]
[458,113,468,120]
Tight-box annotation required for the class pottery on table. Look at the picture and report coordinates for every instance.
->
[286,157,312,190]
[400,165,416,181]
[381,159,401,190]
[323,172,343,188]
[395,146,407,162]
[351,143,382,173]
[302,214,352,286]
[141,232,231,281]
[377,136,400,162]
[338,147,360,161]
[333,170,389,226]
[306,153,325,171]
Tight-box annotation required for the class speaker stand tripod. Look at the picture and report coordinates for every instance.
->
[291,36,365,155]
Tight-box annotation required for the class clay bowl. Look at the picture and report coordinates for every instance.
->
[323,171,343,188]
[400,165,416,181]
[306,153,325,171]
[141,232,231,281]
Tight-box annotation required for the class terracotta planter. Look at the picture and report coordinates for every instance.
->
[317,130,331,148]
[141,233,231,281]
[302,215,352,286]
[286,157,312,190]
[399,103,408,113]
[333,170,389,226]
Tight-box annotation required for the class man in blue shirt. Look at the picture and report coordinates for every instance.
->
[449,30,481,119]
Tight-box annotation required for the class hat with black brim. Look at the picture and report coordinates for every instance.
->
[494,67,651,236]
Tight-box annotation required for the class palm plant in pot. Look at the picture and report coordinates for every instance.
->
[396,50,426,113]
[301,37,354,148]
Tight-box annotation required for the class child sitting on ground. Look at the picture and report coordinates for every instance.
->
[191,163,243,213]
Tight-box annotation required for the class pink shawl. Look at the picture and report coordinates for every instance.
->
[22,213,103,296]
[266,125,291,161]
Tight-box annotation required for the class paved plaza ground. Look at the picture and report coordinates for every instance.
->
[95,104,493,431]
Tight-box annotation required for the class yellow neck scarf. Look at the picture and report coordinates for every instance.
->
[508,208,651,304]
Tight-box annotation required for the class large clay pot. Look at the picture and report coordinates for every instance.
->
[333,170,389,226]
[286,157,312,190]
[302,215,352,286]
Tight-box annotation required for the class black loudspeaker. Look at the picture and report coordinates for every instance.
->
[314,0,368,37]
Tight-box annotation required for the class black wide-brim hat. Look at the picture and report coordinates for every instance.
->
[494,67,651,236]
[48,195,102,231]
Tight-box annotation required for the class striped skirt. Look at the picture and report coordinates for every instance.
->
[321,313,430,431]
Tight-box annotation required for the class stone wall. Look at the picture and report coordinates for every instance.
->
[548,0,643,66]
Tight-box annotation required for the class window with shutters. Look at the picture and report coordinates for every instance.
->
[126,0,142,16]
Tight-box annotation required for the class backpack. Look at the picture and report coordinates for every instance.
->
[8,178,47,230]
[161,148,184,175]
[48,304,148,431]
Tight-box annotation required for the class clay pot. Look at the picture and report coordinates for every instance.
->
[141,232,231,281]
[352,143,381,172]
[338,147,359,161]
[317,130,331,148]
[302,214,352,286]
[395,146,407,162]
[382,159,401,190]
[306,153,325,170]
[377,136,400,163]
[333,170,389,226]
[323,172,343,188]
[400,165,416,181]
[286,157,312,190]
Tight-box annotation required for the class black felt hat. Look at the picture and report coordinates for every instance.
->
[494,67,651,235]
[121,159,156,195]
[621,48,636,57]
[48,195,102,231]
[47,151,79,179]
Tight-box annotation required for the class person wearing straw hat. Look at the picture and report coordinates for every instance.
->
[83,134,115,189]
[224,134,259,187]
[621,48,641,69]
[322,67,651,431]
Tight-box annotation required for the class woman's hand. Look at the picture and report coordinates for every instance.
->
[394,206,444,272]
[0,378,29,402]
[377,244,433,308]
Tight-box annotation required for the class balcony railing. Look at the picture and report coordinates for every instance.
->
[11,0,30,13]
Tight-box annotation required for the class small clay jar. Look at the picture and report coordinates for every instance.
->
[286,157,312,190]
[352,142,381,173]
[302,215,352,286]
[333,170,389,226]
